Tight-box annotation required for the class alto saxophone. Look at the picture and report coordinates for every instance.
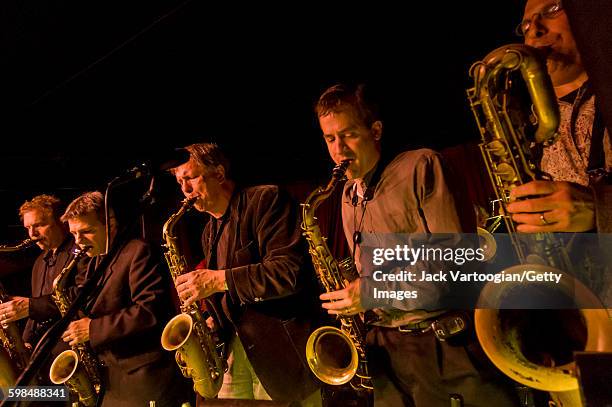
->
[0,238,35,387]
[302,160,373,392]
[467,44,612,407]
[160,196,225,399]
[48,246,102,407]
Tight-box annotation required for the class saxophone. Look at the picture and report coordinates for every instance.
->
[0,238,35,387]
[0,238,36,253]
[48,246,102,407]
[302,160,373,392]
[160,196,225,399]
[467,44,612,407]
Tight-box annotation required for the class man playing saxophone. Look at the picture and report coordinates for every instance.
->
[505,0,612,303]
[314,83,519,406]
[0,194,85,357]
[60,191,192,407]
[170,142,322,406]
[507,0,610,233]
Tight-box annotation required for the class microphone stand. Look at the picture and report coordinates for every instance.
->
[1,175,159,407]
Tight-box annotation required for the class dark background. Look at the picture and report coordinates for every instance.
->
[0,0,522,240]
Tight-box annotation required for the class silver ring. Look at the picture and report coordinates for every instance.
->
[540,213,549,225]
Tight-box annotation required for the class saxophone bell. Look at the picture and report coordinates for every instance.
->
[306,326,359,386]
[50,350,98,407]
[301,161,373,392]
[161,313,222,399]
[161,196,225,399]
[467,43,612,407]
[475,265,612,406]
[49,244,101,406]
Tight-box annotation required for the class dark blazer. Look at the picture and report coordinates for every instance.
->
[203,185,322,402]
[23,236,84,347]
[87,238,191,407]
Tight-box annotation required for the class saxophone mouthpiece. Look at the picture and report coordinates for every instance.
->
[182,196,199,211]
[333,159,352,179]
[74,245,92,254]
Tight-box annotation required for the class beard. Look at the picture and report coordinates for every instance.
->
[36,240,48,250]
[546,51,582,85]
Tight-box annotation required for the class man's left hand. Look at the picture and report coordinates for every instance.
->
[62,318,91,346]
[320,278,365,316]
[507,180,595,232]
[175,269,226,307]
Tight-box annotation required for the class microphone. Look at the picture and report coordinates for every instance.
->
[111,148,190,186]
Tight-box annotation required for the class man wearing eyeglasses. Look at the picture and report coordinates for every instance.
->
[507,0,610,234]
[506,0,612,308]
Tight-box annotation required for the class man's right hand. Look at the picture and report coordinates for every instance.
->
[175,269,226,306]
[0,297,30,324]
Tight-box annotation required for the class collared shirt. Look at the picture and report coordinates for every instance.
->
[36,236,73,297]
[24,235,81,344]
[540,84,612,307]
[342,149,464,327]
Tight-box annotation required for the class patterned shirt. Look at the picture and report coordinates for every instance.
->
[541,84,612,186]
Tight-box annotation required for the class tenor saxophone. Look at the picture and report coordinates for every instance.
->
[467,44,612,407]
[48,246,102,407]
[160,196,225,399]
[302,160,373,392]
[0,238,35,387]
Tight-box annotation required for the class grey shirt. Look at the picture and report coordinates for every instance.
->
[342,149,464,327]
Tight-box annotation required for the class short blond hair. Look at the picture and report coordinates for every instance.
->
[19,194,64,222]
[61,191,105,224]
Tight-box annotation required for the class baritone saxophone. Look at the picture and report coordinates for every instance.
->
[467,43,612,407]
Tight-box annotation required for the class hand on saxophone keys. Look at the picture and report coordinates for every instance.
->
[62,317,91,346]
[320,278,365,316]
[506,180,595,232]
[0,297,30,324]
[175,269,226,307]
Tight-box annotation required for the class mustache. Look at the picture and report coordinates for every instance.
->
[337,156,356,162]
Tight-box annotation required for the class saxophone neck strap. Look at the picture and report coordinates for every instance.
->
[351,151,393,206]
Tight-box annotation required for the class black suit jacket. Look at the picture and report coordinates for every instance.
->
[85,238,194,407]
[87,238,174,370]
[203,185,322,401]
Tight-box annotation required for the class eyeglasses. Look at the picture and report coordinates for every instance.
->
[515,1,564,37]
